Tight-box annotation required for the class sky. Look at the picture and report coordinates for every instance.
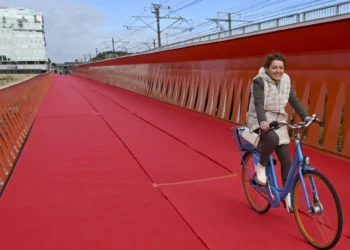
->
[0,0,347,63]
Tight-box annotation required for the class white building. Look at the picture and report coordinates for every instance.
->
[0,7,48,73]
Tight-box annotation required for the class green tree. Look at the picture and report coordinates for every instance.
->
[91,50,132,62]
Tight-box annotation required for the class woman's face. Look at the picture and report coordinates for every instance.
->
[267,60,284,81]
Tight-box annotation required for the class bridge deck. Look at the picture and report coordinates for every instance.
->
[0,75,349,249]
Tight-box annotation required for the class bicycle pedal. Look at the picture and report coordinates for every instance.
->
[251,179,258,185]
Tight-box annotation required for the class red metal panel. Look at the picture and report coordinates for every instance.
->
[161,69,171,102]
[195,70,210,113]
[172,74,182,105]
[220,71,236,120]
[308,81,327,147]
[167,75,176,103]
[179,75,190,108]
[186,74,199,110]
[323,82,346,152]
[342,83,350,155]
[74,19,350,67]
[230,78,243,124]
[294,79,310,123]
[239,77,252,125]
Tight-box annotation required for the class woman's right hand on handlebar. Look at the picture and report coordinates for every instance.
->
[260,121,270,131]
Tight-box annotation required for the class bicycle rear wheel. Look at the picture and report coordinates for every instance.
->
[241,152,271,214]
[292,170,343,249]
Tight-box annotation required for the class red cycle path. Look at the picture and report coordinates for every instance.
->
[0,75,348,249]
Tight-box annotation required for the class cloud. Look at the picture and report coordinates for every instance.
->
[0,0,113,62]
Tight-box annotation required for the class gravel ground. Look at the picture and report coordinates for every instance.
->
[0,74,35,87]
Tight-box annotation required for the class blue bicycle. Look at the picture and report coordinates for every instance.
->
[232,114,343,249]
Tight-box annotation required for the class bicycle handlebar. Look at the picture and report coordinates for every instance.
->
[269,114,322,130]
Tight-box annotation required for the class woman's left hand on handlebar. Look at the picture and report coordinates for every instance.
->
[260,121,270,131]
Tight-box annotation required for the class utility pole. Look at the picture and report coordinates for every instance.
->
[153,39,156,49]
[164,33,169,44]
[109,38,129,53]
[113,40,129,56]
[152,4,162,47]
[125,3,191,48]
[96,48,98,56]
[228,13,232,32]
[208,13,232,35]
[208,12,252,36]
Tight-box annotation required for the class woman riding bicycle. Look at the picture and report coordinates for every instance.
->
[246,52,312,207]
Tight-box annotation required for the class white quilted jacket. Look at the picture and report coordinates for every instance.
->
[246,67,291,145]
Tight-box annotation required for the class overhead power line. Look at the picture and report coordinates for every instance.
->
[207,12,254,35]
[125,3,192,47]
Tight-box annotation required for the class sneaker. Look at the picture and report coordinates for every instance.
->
[284,193,294,213]
[254,163,267,185]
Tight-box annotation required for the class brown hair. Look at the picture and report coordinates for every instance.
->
[263,52,286,69]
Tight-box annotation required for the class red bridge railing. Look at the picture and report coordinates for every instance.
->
[73,16,350,160]
[0,73,52,193]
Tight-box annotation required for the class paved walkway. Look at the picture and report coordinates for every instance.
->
[0,75,349,249]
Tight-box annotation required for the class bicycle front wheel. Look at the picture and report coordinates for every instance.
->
[241,152,271,214]
[292,170,343,249]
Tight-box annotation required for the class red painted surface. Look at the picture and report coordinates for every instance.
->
[2,75,349,249]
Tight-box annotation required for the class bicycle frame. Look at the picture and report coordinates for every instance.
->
[243,129,318,210]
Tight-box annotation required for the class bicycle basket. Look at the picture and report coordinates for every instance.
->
[231,126,261,151]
